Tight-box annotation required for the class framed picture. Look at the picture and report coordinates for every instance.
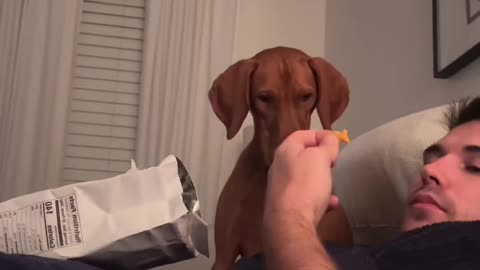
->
[433,0,480,78]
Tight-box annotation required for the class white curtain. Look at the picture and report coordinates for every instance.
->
[136,0,241,224]
[0,0,80,201]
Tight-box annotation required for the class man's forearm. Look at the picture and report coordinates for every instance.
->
[263,213,337,270]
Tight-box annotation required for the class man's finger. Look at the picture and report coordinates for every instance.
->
[326,195,340,212]
[306,132,340,168]
[285,130,320,148]
[283,130,333,149]
[316,132,340,165]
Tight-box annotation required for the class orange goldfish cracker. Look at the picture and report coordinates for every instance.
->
[332,129,350,144]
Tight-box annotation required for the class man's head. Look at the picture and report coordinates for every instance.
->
[402,96,480,231]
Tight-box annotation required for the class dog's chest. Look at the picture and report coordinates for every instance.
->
[235,177,267,257]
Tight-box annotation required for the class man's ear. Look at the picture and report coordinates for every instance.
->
[208,59,257,139]
[308,57,350,130]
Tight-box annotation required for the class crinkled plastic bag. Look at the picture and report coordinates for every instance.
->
[0,155,209,269]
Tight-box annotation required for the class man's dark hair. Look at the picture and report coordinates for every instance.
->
[444,96,480,130]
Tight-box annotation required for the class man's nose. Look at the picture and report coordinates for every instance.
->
[421,154,456,187]
[421,167,441,186]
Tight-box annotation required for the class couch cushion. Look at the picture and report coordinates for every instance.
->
[332,104,449,244]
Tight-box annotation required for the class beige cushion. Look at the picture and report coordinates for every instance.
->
[332,104,449,244]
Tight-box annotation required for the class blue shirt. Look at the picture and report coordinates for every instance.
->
[233,221,480,270]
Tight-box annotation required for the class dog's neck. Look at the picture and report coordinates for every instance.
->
[238,138,270,176]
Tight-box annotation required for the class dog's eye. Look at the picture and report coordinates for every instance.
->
[257,94,274,104]
[300,93,313,102]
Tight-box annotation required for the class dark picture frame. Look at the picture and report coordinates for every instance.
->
[433,0,480,78]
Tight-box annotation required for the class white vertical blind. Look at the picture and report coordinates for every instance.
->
[64,0,145,184]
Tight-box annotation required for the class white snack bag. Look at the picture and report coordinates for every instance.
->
[0,155,209,269]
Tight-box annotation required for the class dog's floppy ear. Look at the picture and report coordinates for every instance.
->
[308,57,350,130]
[208,59,257,139]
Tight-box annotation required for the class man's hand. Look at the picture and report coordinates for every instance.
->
[262,130,340,270]
[265,130,340,226]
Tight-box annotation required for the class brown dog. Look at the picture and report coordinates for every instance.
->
[208,47,352,270]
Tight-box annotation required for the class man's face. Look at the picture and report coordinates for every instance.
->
[402,121,480,231]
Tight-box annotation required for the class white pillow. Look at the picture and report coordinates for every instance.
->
[332,104,449,245]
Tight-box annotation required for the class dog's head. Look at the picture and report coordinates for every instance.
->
[209,46,350,165]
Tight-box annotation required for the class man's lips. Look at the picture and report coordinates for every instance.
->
[409,193,445,212]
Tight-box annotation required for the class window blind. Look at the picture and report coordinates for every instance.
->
[64,0,145,184]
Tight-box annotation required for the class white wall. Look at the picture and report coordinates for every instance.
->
[325,0,480,139]
[233,0,327,60]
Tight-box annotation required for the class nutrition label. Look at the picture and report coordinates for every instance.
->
[0,194,83,255]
